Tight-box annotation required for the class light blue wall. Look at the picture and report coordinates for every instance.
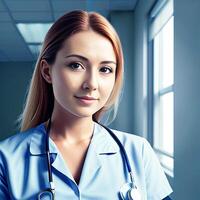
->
[0,62,34,140]
[174,0,200,199]
[129,0,155,138]
[109,11,135,134]
[132,0,155,138]
[108,7,152,138]
[108,2,159,139]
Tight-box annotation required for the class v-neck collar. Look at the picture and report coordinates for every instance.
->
[29,121,120,188]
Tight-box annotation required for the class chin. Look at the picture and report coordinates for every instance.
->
[72,110,95,118]
[67,106,101,118]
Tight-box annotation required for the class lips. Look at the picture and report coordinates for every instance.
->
[75,96,98,100]
[75,95,98,105]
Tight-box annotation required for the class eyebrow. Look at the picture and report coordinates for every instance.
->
[64,54,117,65]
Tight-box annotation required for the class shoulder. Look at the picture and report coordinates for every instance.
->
[0,123,44,158]
[110,128,145,142]
[110,128,150,154]
[110,128,173,198]
[108,128,158,166]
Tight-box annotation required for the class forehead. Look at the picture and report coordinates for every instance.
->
[59,30,116,61]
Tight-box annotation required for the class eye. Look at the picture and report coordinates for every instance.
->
[68,62,84,70]
[100,66,113,74]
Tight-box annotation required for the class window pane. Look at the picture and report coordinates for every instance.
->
[152,5,174,176]
[153,17,174,92]
[153,17,174,157]
[154,92,174,156]
[153,34,160,95]
[160,17,174,88]
[160,92,174,155]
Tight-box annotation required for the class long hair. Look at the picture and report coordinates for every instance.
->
[18,10,124,131]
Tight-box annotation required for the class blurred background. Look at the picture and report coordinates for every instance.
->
[0,0,200,199]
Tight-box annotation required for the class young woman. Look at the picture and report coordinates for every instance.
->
[0,10,172,200]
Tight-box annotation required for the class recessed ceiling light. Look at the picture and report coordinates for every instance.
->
[17,23,52,43]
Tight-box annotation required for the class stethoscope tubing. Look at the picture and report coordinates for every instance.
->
[45,119,135,193]
[98,124,132,172]
[44,119,173,200]
[45,119,54,190]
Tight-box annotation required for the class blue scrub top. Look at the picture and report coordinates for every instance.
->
[0,122,172,199]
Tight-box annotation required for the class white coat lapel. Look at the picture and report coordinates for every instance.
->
[29,123,73,182]
[29,122,120,188]
[78,122,119,189]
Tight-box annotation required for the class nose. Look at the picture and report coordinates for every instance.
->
[82,70,98,91]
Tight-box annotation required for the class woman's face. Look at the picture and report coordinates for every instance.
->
[46,30,117,119]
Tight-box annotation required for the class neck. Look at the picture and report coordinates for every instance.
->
[45,105,95,144]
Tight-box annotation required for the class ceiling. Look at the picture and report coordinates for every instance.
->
[0,0,138,62]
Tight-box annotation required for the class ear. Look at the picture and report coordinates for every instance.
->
[40,59,52,84]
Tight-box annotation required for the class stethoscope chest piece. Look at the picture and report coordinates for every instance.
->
[120,182,142,200]
[127,186,141,200]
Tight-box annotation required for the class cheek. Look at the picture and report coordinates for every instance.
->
[51,74,69,102]
[52,71,79,92]
[100,77,115,97]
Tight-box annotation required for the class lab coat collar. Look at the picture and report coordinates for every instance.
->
[78,122,120,188]
[29,123,58,155]
[29,121,120,188]
[29,122,119,156]
[91,122,120,154]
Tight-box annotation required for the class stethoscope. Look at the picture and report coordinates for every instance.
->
[38,119,141,200]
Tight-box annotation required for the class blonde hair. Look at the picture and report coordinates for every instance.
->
[18,10,124,131]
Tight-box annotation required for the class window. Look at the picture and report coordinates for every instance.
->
[148,0,174,177]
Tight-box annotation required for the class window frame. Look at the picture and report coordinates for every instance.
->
[147,0,174,177]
